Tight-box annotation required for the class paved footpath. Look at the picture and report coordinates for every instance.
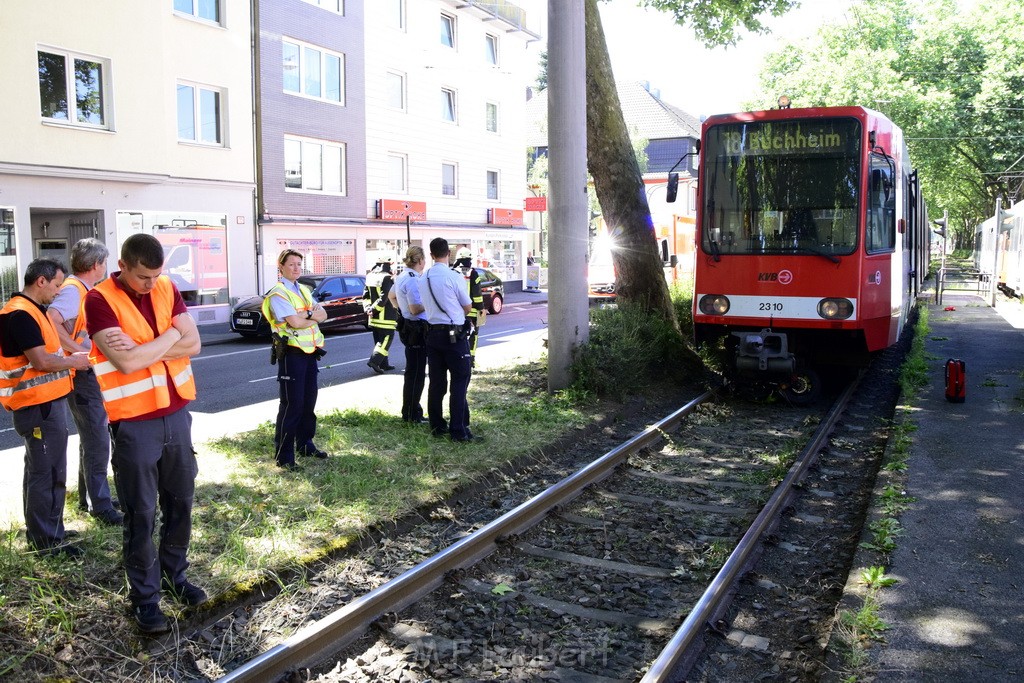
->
[867,292,1024,681]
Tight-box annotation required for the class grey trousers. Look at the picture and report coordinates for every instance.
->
[110,409,197,606]
[67,369,115,513]
[13,398,70,549]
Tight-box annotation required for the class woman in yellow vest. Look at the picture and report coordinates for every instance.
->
[262,249,328,471]
[0,258,92,557]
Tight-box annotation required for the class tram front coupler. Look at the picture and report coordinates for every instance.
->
[731,329,797,375]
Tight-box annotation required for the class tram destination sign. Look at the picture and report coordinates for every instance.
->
[713,119,860,157]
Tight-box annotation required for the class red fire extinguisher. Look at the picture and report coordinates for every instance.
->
[945,358,966,403]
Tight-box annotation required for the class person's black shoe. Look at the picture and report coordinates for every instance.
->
[161,576,208,607]
[93,508,124,526]
[37,541,84,558]
[367,359,384,375]
[298,446,329,459]
[403,417,427,424]
[111,498,122,511]
[381,364,396,371]
[64,530,81,539]
[277,461,301,472]
[431,429,449,438]
[133,603,171,634]
[452,433,485,443]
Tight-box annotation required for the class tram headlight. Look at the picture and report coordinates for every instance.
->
[698,294,730,315]
[817,298,853,320]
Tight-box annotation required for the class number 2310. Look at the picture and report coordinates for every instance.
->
[758,302,783,312]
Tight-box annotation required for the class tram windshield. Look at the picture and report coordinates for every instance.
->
[700,117,862,257]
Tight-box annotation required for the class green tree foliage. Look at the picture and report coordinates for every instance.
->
[752,0,1024,247]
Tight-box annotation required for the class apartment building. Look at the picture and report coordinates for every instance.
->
[0,1,257,324]
[256,0,540,291]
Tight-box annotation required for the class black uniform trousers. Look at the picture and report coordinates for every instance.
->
[67,368,115,513]
[274,347,319,466]
[13,398,70,550]
[110,408,196,607]
[425,327,472,439]
[400,320,427,421]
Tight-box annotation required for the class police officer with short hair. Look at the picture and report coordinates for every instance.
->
[263,249,329,471]
[417,238,479,442]
[364,256,398,373]
[1,258,93,557]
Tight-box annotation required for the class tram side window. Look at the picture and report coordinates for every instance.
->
[867,158,896,253]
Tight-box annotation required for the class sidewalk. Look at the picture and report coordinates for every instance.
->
[862,292,1024,680]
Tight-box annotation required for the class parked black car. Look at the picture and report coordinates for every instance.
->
[230,274,368,337]
[475,268,504,314]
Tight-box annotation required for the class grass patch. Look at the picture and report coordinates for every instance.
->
[898,306,930,398]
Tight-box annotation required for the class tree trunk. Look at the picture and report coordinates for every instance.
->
[584,0,675,322]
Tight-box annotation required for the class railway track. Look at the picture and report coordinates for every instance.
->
[194,375,872,682]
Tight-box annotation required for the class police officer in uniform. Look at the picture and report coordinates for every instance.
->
[85,234,206,633]
[452,247,485,365]
[1,259,92,557]
[389,246,428,423]
[46,238,122,526]
[417,238,479,442]
[263,249,329,471]
[364,256,398,373]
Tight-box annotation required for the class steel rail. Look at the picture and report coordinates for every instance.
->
[641,377,860,682]
[217,389,716,683]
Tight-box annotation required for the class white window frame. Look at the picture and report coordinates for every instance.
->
[172,0,222,25]
[299,0,343,13]
[37,47,112,130]
[386,70,406,111]
[387,153,407,193]
[390,0,406,30]
[440,13,456,49]
[441,87,457,123]
[485,34,499,66]
[176,81,225,146]
[282,38,345,105]
[486,170,499,201]
[284,134,347,195]
[442,162,458,197]
[485,101,499,133]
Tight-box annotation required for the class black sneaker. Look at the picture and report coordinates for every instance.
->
[133,603,171,634]
[161,576,208,607]
[298,446,329,459]
[277,461,301,472]
[38,542,84,558]
[93,508,124,526]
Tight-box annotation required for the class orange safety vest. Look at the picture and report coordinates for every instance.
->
[59,276,89,344]
[0,296,74,411]
[89,276,196,421]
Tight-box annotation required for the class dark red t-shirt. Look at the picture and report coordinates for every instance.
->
[84,273,190,422]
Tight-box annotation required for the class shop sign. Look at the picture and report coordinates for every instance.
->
[524,196,547,212]
[377,199,427,222]
[488,208,524,226]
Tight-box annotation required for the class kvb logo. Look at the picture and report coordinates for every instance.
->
[757,270,794,284]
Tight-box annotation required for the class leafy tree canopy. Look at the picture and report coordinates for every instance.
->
[750,0,1024,246]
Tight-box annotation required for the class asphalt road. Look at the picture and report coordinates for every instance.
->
[0,299,548,450]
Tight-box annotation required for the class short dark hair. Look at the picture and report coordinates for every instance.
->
[429,238,450,259]
[121,233,164,269]
[70,238,109,275]
[24,258,66,287]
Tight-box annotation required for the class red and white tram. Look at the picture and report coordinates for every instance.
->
[689,105,929,401]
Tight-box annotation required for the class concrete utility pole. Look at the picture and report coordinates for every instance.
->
[546,0,589,392]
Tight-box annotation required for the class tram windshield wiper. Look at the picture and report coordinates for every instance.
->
[710,239,721,262]
[782,246,841,264]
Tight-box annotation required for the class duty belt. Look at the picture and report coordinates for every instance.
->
[427,323,461,332]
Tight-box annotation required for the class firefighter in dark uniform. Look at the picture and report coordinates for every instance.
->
[452,247,485,365]
[0,259,92,557]
[364,256,398,374]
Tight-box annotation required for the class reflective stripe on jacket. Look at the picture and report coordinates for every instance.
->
[261,281,325,352]
[454,266,484,320]
[59,276,89,344]
[88,276,196,421]
[0,296,74,411]
[364,274,398,330]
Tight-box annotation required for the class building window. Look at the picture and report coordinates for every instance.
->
[38,49,109,128]
[390,0,405,29]
[284,136,346,194]
[0,208,16,303]
[441,88,456,123]
[173,0,220,23]
[386,71,405,110]
[442,163,457,196]
[176,83,223,145]
[283,39,344,104]
[300,0,343,13]
[485,34,498,65]
[388,154,407,192]
[486,170,499,200]
[440,13,456,48]
[485,102,498,133]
